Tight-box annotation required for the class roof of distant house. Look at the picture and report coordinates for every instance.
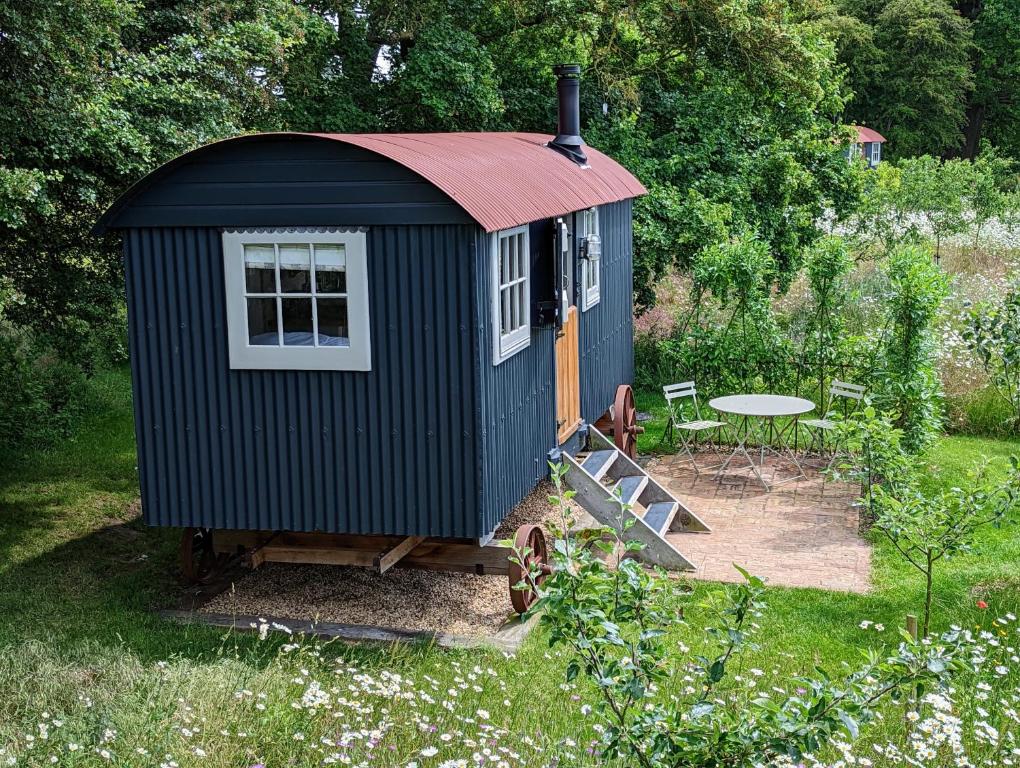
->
[96,132,647,234]
[853,126,887,144]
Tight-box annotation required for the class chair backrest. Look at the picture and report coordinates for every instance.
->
[663,381,701,419]
[663,381,696,402]
[829,380,865,400]
[828,380,865,417]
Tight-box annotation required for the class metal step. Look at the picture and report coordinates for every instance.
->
[581,450,618,482]
[643,501,678,535]
[611,474,648,506]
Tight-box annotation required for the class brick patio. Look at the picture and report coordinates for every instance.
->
[649,450,872,593]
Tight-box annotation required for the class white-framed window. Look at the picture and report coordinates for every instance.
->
[491,225,530,364]
[871,142,881,165]
[222,228,371,371]
[579,206,601,310]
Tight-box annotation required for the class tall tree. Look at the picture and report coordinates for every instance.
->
[870,0,973,157]
[958,0,1020,157]
[0,0,316,358]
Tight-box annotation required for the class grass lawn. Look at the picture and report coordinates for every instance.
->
[1,369,1019,766]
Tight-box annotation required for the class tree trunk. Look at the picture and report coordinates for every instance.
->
[922,553,934,638]
[960,103,986,159]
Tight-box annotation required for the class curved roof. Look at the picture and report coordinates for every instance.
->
[853,126,886,144]
[96,131,646,234]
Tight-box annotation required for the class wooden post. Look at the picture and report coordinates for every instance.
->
[906,614,918,641]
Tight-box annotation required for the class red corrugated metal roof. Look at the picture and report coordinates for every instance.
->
[313,132,647,232]
[853,126,886,144]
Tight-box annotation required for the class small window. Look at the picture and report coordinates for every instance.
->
[871,142,881,165]
[491,225,530,364]
[579,207,601,310]
[223,229,371,370]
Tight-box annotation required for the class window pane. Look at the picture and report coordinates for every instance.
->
[510,283,518,331]
[500,237,509,286]
[316,298,349,344]
[244,245,276,293]
[315,244,347,293]
[501,288,510,335]
[281,298,314,345]
[247,298,279,345]
[279,244,311,293]
[519,283,527,329]
[516,233,525,281]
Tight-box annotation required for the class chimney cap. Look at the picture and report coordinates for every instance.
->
[553,63,581,77]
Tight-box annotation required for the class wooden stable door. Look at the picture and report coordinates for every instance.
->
[556,305,582,443]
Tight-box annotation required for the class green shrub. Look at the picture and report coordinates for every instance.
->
[872,243,951,452]
[0,279,99,452]
[963,278,1020,432]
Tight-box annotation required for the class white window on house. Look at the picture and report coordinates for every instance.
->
[871,142,881,165]
[222,229,371,371]
[579,206,601,310]
[491,225,530,364]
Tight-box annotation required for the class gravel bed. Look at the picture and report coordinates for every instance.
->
[200,482,581,638]
[202,564,514,636]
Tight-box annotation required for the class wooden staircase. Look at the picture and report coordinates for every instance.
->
[560,426,711,570]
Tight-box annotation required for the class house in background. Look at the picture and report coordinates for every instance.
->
[847,125,887,168]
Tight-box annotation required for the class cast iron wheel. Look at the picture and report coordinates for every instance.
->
[507,524,551,615]
[613,384,643,460]
[179,527,219,583]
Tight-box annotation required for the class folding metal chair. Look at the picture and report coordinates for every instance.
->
[800,380,866,471]
[662,382,727,474]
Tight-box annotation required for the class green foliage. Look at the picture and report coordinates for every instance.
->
[872,456,1020,636]
[834,404,920,502]
[522,463,976,767]
[798,236,856,408]
[968,0,1020,158]
[968,146,1017,250]
[844,162,906,255]
[659,235,793,395]
[871,0,973,158]
[874,243,951,452]
[830,0,973,159]
[898,155,973,261]
[387,20,505,131]
[827,0,1020,160]
[964,279,1020,431]
[0,278,89,451]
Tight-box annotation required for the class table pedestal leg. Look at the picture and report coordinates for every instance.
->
[713,415,806,491]
[714,414,770,490]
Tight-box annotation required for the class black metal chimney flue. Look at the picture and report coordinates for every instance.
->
[549,64,587,166]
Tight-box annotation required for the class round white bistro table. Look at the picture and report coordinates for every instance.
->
[708,394,816,491]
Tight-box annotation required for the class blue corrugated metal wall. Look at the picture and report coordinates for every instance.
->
[473,199,635,538]
[578,200,635,421]
[473,228,559,539]
[125,225,483,537]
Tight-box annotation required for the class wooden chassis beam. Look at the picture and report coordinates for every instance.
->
[212,530,514,577]
[374,536,426,574]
